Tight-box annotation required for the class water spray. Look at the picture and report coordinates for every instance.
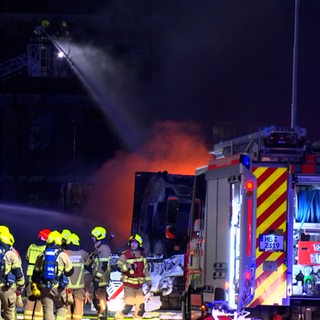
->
[48,35,140,151]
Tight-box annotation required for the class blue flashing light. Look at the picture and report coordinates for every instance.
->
[240,154,251,170]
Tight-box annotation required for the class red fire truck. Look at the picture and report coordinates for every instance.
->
[183,126,320,320]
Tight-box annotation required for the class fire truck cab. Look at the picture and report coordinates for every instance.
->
[183,126,320,320]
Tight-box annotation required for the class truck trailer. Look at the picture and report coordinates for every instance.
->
[183,126,320,320]
[107,171,194,312]
[132,171,194,258]
[131,171,194,309]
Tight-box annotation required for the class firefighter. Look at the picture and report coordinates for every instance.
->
[56,20,70,38]
[24,228,51,320]
[115,234,151,320]
[87,226,111,320]
[33,19,50,39]
[0,230,25,320]
[64,233,89,320]
[0,225,23,314]
[32,230,74,320]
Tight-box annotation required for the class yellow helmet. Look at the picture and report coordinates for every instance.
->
[67,233,80,246]
[41,20,50,28]
[0,226,10,234]
[0,231,14,246]
[61,21,67,28]
[47,230,62,246]
[91,226,106,241]
[61,229,72,241]
[129,233,143,247]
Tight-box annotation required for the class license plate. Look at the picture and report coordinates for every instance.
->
[259,234,284,252]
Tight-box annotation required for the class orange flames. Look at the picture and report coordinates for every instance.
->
[84,120,212,251]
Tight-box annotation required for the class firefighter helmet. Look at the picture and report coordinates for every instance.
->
[128,233,143,247]
[0,231,14,246]
[47,230,62,246]
[61,21,67,28]
[67,233,80,246]
[41,20,50,28]
[91,226,106,241]
[61,229,72,241]
[38,229,51,241]
[0,226,10,234]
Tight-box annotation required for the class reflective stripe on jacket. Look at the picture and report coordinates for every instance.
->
[66,248,89,289]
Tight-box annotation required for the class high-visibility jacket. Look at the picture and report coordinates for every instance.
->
[25,242,46,279]
[65,247,89,289]
[117,249,151,289]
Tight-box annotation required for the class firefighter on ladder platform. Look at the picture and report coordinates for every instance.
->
[115,234,151,320]
[24,229,51,320]
[33,20,50,40]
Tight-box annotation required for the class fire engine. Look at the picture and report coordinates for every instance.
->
[183,126,320,320]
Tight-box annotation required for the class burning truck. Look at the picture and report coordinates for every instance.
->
[106,171,194,312]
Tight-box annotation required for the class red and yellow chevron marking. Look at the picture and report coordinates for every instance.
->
[248,166,288,307]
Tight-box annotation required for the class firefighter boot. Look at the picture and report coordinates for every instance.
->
[98,313,108,320]
[115,311,125,320]
[98,306,108,320]
[134,303,145,320]
[115,305,133,320]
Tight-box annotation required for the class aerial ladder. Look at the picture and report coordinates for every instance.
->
[212,125,307,163]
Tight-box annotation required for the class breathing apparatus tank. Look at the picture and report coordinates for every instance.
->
[43,248,56,285]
